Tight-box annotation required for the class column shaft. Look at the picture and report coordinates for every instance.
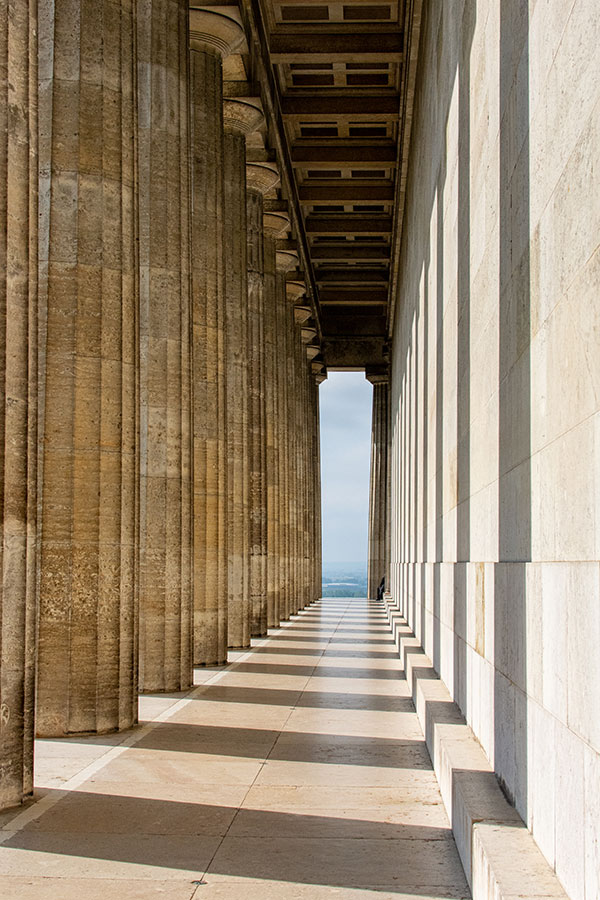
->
[246,189,267,636]
[275,272,290,619]
[279,289,292,620]
[293,329,303,613]
[37,0,139,736]
[0,0,38,807]
[137,0,193,692]
[264,236,279,628]
[368,381,390,598]
[190,47,228,664]
[224,129,249,649]
[310,375,322,603]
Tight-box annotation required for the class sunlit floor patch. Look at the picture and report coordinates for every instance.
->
[0,598,470,899]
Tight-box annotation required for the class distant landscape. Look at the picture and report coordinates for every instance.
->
[321,561,368,598]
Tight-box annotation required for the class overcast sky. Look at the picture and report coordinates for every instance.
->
[319,372,373,567]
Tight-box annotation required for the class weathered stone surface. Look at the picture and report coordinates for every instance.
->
[137,0,193,693]
[367,378,390,599]
[189,8,244,666]
[223,99,263,650]
[245,162,279,638]
[386,2,600,897]
[264,206,290,629]
[0,0,38,809]
[37,0,139,737]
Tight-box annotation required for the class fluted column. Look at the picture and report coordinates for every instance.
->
[223,99,263,649]
[137,0,193,693]
[246,163,279,637]
[275,251,298,621]
[367,372,391,598]
[189,8,244,665]
[37,0,138,737]
[285,280,305,615]
[0,0,37,807]
[312,369,325,602]
[264,207,290,629]
[293,317,304,613]
[293,302,317,613]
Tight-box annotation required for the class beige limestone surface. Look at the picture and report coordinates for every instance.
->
[137,0,193,694]
[0,0,38,810]
[387,2,600,897]
[189,41,228,666]
[36,0,139,737]
[0,598,470,899]
[223,107,252,651]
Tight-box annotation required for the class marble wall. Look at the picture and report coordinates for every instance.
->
[389,2,600,897]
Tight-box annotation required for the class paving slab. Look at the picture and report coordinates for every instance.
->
[0,598,470,899]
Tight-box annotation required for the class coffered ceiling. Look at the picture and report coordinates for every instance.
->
[230,0,422,368]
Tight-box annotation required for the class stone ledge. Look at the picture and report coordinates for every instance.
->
[383,599,569,900]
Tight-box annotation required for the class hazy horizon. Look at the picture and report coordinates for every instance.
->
[319,372,372,567]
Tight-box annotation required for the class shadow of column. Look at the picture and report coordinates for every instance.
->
[495,0,531,816]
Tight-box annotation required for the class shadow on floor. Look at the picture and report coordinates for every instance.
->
[3,790,470,896]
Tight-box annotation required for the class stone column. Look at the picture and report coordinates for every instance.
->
[292,319,304,614]
[246,162,279,637]
[312,368,325,602]
[0,0,37,808]
[223,99,263,649]
[137,0,193,693]
[302,337,319,610]
[285,280,305,616]
[275,250,298,621]
[264,207,290,629]
[367,371,390,598]
[189,8,244,665]
[37,0,139,737]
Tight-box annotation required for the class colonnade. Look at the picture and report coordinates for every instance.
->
[0,0,322,810]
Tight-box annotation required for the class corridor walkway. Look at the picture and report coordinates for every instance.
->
[0,599,470,899]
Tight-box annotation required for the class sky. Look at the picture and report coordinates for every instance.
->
[319,372,373,567]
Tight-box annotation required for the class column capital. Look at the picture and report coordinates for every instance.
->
[301,325,318,344]
[223,97,264,136]
[365,364,390,384]
[312,361,327,383]
[189,7,246,57]
[276,248,298,272]
[293,305,312,324]
[305,344,321,360]
[285,278,306,303]
[246,162,280,195]
[264,209,290,240]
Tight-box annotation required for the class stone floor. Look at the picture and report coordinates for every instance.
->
[0,598,471,899]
